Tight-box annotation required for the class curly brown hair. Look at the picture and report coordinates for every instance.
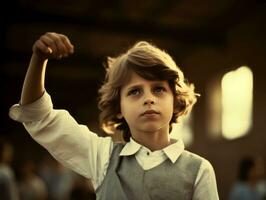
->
[98,41,198,142]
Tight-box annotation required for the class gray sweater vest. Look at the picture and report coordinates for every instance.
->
[96,143,202,200]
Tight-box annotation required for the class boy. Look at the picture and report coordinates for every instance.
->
[9,32,219,199]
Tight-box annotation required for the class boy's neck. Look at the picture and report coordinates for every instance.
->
[131,129,172,151]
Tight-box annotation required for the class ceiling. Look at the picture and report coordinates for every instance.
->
[4,1,262,28]
[2,0,263,43]
[1,0,265,75]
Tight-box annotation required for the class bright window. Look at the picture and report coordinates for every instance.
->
[221,66,253,139]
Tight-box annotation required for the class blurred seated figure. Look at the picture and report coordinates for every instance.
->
[229,156,265,200]
[255,157,266,200]
[39,154,74,200]
[18,158,47,200]
[0,138,19,200]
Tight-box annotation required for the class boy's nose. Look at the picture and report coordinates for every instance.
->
[144,99,154,105]
[143,90,155,105]
[144,92,154,105]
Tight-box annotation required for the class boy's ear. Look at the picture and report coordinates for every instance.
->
[117,113,123,119]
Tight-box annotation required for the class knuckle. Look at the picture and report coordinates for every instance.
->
[45,32,53,36]
[53,36,60,43]
[61,36,68,42]
[39,35,46,40]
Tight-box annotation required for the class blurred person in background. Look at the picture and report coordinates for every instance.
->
[0,137,19,200]
[39,154,74,200]
[229,156,265,200]
[18,158,47,200]
[255,157,266,200]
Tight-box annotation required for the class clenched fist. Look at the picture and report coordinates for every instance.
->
[32,32,74,60]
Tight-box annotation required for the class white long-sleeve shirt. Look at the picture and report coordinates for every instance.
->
[9,92,219,199]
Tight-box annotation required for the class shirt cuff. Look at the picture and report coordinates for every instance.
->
[8,91,53,123]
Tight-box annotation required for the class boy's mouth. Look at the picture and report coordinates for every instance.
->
[141,109,160,116]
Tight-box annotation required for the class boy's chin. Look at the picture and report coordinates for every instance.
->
[139,125,163,134]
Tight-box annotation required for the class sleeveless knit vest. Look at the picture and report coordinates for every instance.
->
[96,143,202,200]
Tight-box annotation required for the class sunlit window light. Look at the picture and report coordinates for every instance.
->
[170,112,193,146]
[221,66,253,140]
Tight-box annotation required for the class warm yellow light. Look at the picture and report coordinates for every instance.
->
[221,66,253,139]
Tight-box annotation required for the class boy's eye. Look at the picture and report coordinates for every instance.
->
[153,86,166,94]
[128,88,141,96]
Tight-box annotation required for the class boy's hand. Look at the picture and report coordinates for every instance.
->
[32,32,74,60]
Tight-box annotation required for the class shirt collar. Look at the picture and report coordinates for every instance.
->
[119,137,185,163]
[162,139,185,163]
[119,137,142,156]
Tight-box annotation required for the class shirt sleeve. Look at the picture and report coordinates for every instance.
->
[192,159,220,200]
[9,91,113,189]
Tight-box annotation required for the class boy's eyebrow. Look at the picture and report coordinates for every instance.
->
[125,81,166,90]
[125,84,142,91]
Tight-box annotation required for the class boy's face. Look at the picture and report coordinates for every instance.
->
[120,71,174,137]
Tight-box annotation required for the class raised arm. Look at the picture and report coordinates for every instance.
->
[9,32,114,190]
[21,32,74,105]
